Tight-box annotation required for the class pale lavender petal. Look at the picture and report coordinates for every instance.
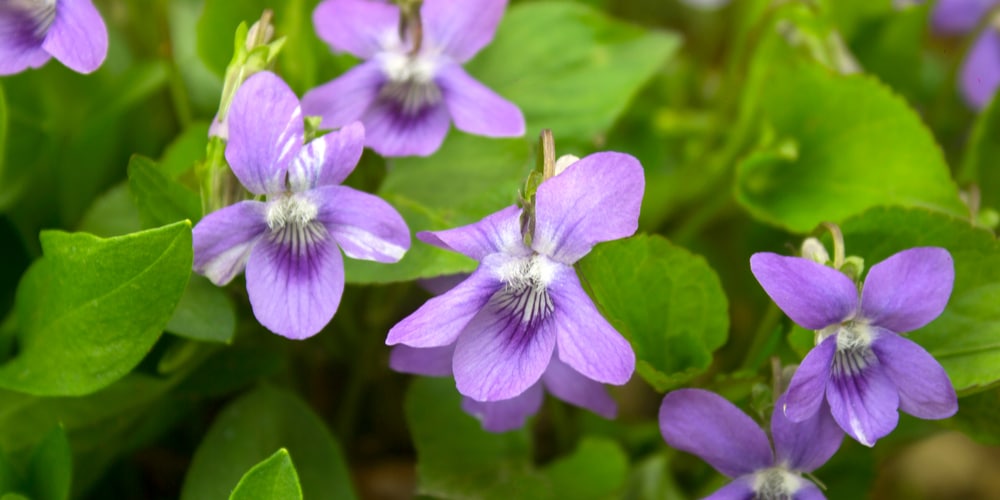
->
[245,228,344,339]
[749,253,858,330]
[389,344,454,376]
[784,335,836,422]
[362,99,451,157]
[0,43,50,75]
[226,72,304,195]
[386,267,500,347]
[313,0,397,58]
[659,389,773,478]
[793,482,826,500]
[417,205,525,261]
[452,294,558,401]
[302,62,384,130]
[931,0,998,35]
[772,396,843,473]
[437,65,524,137]
[531,152,644,264]
[192,201,267,285]
[0,5,51,75]
[860,247,954,333]
[960,29,1000,110]
[310,185,410,263]
[704,478,755,500]
[461,382,544,432]
[871,330,958,419]
[42,0,107,74]
[827,349,900,447]
[548,267,635,385]
[542,353,616,418]
[422,0,507,63]
[288,122,365,192]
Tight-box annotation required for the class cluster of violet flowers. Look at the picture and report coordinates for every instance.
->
[1,0,964,498]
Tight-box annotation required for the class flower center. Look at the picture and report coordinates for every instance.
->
[752,467,806,500]
[265,194,326,256]
[493,255,559,325]
[5,0,57,39]
[376,40,442,115]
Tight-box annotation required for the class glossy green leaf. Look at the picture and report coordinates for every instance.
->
[943,387,1000,445]
[229,449,302,500]
[160,122,210,179]
[165,275,236,344]
[128,155,202,229]
[0,83,7,186]
[735,63,965,233]
[962,87,1000,213]
[469,2,680,144]
[181,385,355,500]
[835,207,1000,393]
[542,438,628,499]
[76,182,143,238]
[577,234,729,391]
[3,222,192,395]
[26,426,71,500]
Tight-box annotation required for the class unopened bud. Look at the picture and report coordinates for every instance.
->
[554,154,579,176]
[840,256,865,282]
[800,237,830,265]
[246,14,275,52]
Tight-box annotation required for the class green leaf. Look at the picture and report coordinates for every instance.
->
[76,182,143,238]
[735,63,965,233]
[942,387,1000,445]
[165,275,236,344]
[160,122,210,179]
[0,83,7,186]
[26,426,71,500]
[181,385,355,500]
[3,222,193,396]
[577,235,729,391]
[128,155,202,229]
[344,134,532,283]
[468,2,680,144]
[541,438,627,499]
[835,207,1000,393]
[229,449,302,500]
[962,86,1000,213]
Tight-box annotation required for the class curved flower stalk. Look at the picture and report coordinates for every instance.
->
[386,152,643,403]
[193,71,410,340]
[660,389,844,499]
[750,247,958,446]
[391,344,617,432]
[303,0,525,157]
[931,0,1000,109]
[0,0,108,75]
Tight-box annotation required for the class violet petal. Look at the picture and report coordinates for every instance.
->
[385,267,500,347]
[704,478,756,500]
[659,389,773,478]
[389,344,455,376]
[548,267,634,385]
[542,352,617,418]
[461,381,545,433]
[310,185,410,263]
[244,227,345,339]
[313,0,397,58]
[417,205,525,261]
[302,61,385,131]
[860,247,954,333]
[772,395,843,473]
[438,64,524,138]
[361,99,452,157]
[793,481,826,500]
[0,6,51,75]
[960,28,1000,110]
[226,72,304,195]
[452,293,558,401]
[871,329,958,420]
[749,253,858,330]
[192,200,268,285]
[784,335,837,422]
[931,0,999,35]
[531,152,644,264]
[288,122,365,192]
[826,349,900,447]
[422,0,507,63]
[42,0,107,74]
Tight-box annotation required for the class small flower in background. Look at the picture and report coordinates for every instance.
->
[303,0,525,157]
[193,71,410,340]
[931,0,1000,109]
[660,389,843,499]
[386,151,643,404]
[751,247,958,446]
[391,344,616,432]
[0,0,108,75]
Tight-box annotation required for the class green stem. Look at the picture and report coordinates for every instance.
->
[741,302,783,371]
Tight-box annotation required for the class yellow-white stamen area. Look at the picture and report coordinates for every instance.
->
[752,466,805,499]
[266,193,318,231]
[493,254,560,324]
[816,320,876,352]
[375,31,443,114]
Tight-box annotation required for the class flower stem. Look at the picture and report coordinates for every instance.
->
[819,221,845,270]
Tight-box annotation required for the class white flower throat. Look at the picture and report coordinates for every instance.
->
[377,35,442,115]
[11,0,56,38]
[818,320,877,378]
[266,194,326,256]
[752,467,805,499]
[494,255,559,325]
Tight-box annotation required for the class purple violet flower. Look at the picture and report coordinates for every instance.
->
[193,71,410,340]
[0,0,108,75]
[385,152,643,402]
[302,0,525,157]
[391,344,617,432]
[931,0,1000,109]
[750,248,958,446]
[660,389,844,499]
